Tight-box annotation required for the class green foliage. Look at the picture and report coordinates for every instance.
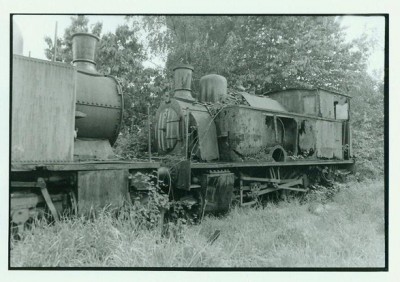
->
[304,182,342,204]
[44,15,102,63]
[143,16,371,94]
[123,172,169,229]
[113,126,150,159]
[349,72,384,180]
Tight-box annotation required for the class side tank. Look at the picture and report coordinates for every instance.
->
[72,33,123,146]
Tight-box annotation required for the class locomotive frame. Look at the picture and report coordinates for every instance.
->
[10,29,355,232]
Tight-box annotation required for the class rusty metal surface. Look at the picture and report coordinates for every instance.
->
[214,103,346,162]
[155,99,186,156]
[173,65,195,101]
[315,120,343,159]
[176,160,191,190]
[12,55,76,163]
[190,110,219,161]
[191,159,354,169]
[199,74,228,103]
[74,139,115,160]
[11,161,160,172]
[299,119,316,154]
[266,89,309,114]
[267,89,350,120]
[216,106,264,160]
[37,178,59,221]
[266,87,351,98]
[216,106,296,160]
[202,172,234,213]
[10,158,353,172]
[155,98,219,160]
[72,33,100,73]
[157,107,180,152]
[302,94,317,115]
[227,104,343,123]
[75,71,122,145]
[10,158,353,173]
[318,89,335,119]
[77,169,129,214]
[241,92,287,112]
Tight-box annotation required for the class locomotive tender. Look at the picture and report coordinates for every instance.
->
[10,30,354,230]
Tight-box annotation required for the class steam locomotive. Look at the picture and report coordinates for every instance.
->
[10,30,354,231]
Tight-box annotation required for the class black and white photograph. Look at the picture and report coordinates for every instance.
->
[1,0,397,280]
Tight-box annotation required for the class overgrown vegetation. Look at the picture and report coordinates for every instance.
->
[11,180,384,267]
[350,72,384,180]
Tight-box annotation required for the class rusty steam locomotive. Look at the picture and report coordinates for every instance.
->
[10,31,354,231]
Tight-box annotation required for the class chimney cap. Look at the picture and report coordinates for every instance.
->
[71,32,100,41]
[173,64,194,72]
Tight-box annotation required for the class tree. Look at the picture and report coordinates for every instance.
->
[142,16,242,92]
[44,15,102,63]
[349,70,384,179]
[143,16,371,94]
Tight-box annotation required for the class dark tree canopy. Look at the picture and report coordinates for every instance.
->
[44,16,103,63]
[142,16,371,94]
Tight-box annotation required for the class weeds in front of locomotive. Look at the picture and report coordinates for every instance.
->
[154,64,354,214]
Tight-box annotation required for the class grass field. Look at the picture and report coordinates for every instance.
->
[10,179,385,268]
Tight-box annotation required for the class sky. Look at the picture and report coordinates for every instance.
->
[13,15,386,77]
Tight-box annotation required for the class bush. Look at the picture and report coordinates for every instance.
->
[113,125,151,160]
[350,74,384,180]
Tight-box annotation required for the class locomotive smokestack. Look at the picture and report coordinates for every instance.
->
[71,33,99,73]
[173,64,195,101]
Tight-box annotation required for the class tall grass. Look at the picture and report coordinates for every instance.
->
[10,180,385,268]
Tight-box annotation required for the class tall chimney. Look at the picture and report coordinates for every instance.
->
[173,64,195,101]
[71,33,99,73]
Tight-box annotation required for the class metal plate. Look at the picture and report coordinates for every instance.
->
[74,139,115,160]
[190,110,219,161]
[77,169,129,214]
[12,55,76,163]
[202,172,234,213]
[11,161,160,172]
[241,92,287,112]
[315,120,343,159]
